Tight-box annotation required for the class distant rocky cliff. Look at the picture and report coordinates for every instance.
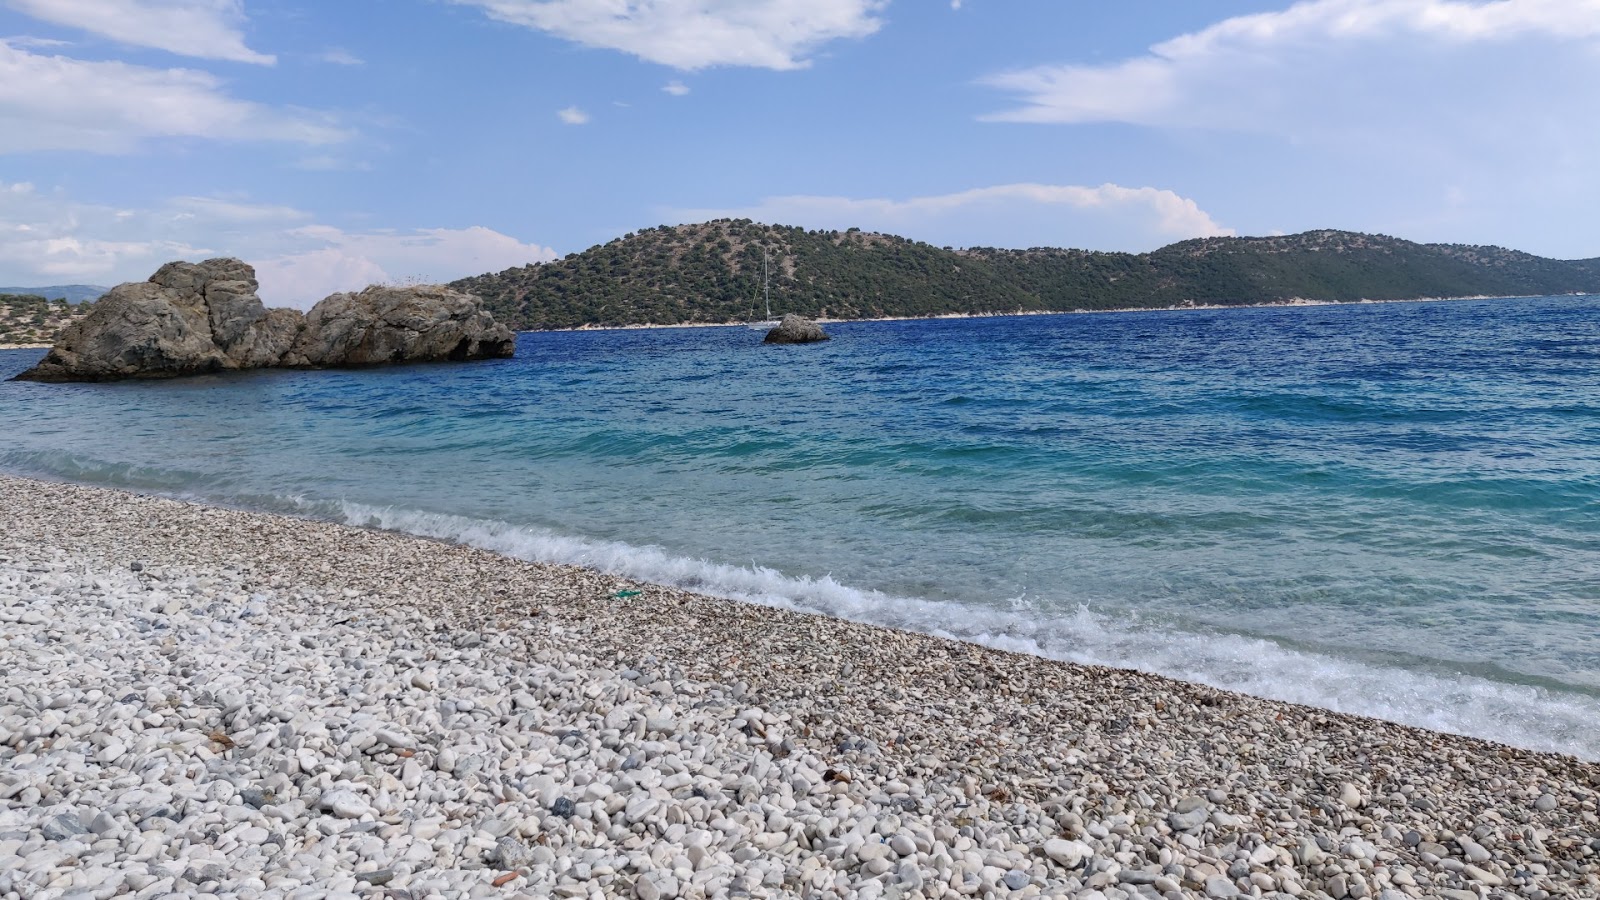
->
[12,259,514,383]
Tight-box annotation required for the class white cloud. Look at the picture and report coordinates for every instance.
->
[4,0,275,64]
[451,0,885,70]
[319,46,363,66]
[2,34,70,48]
[0,40,346,153]
[167,195,310,224]
[981,0,1600,129]
[557,105,589,125]
[0,182,558,307]
[0,181,204,280]
[671,183,1232,252]
[254,226,559,307]
[971,0,1600,258]
[662,80,690,96]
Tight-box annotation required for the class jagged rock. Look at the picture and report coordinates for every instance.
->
[286,284,513,367]
[12,259,514,382]
[763,313,830,345]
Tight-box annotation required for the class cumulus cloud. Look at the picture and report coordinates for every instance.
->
[980,0,1600,130]
[4,0,275,64]
[662,80,690,96]
[451,0,886,70]
[671,183,1232,252]
[0,182,558,307]
[557,105,590,125]
[0,180,205,281]
[968,0,1600,258]
[0,40,346,152]
[254,226,559,308]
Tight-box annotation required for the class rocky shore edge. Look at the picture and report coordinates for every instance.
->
[11,259,513,383]
[1,473,1596,900]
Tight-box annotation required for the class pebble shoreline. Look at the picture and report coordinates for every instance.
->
[1,474,1597,900]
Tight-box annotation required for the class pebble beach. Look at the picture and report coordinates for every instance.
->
[1,473,1597,900]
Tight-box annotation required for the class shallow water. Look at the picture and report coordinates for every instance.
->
[5,297,1599,758]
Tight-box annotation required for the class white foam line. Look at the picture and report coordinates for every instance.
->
[335,501,1600,761]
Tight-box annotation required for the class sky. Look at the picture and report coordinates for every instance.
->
[2,0,1598,307]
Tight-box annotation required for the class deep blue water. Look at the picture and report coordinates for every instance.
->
[4,297,1599,758]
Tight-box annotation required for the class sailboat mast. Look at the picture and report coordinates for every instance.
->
[763,247,771,320]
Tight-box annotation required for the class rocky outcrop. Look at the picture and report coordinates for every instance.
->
[763,314,830,345]
[285,285,514,367]
[12,260,514,383]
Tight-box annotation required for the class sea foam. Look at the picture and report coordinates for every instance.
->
[338,501,1600,761]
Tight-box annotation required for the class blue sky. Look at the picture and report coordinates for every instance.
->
[2,0,1597,307]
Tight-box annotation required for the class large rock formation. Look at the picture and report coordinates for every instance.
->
[12,259,514,382]
[763,313,830,345]
[285,285,514,367]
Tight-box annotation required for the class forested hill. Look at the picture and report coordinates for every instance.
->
[450,221,1600,330]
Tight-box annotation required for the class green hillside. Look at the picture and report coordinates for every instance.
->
[0,294,91,346]
[452,222,1600,331]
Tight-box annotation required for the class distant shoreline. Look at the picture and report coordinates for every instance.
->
[523,291,1571,334]
[0,342,49,351]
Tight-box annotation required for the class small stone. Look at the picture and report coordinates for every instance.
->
[318,789,371,819]
[356,869,395,886]
[1463,864,1504,886]
[889,834,916,857]
[1043,838,1089,869]
[1170,798,1209,831]
[1417,841,1450,858]
[1294,836,1325,867]
[98,740,127,764]
[1205,875,1240,898]
[375,728,414,750]
[1456,837,1491,863]
[239,789,271,809]
[1340,783,1363,808]
[41,813,88,841]
[490,837,532,869]
[1003,870,1029,890]
[1534,793,1557,812]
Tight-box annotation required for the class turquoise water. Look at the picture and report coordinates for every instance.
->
[4,297,1599,758]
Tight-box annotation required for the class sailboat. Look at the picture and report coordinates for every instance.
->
[747,247,780,330]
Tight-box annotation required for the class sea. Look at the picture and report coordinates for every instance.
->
[4,296,1598,760]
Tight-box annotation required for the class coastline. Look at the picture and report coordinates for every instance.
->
[523,292,1562,334]
[2,293,1571,345]
[3,472,1597,898]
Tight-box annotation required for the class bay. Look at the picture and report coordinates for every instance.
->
[5,295,1598,757]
